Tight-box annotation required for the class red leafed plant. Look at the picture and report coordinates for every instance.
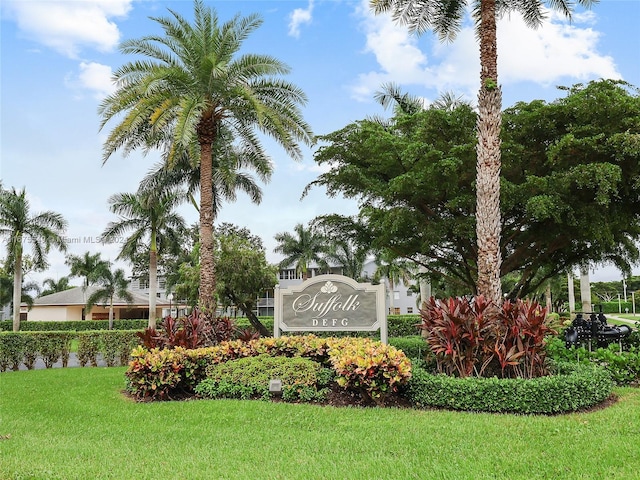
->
[136,309,214,350]
[419,296,555,379]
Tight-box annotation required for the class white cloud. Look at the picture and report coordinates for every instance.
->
[4,0,132,58]
[288,0,314,38]
[352,1,620,100]
[69,61,115,99]
[497,11,620,85]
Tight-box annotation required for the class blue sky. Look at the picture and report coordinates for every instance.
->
[1,0,639,287]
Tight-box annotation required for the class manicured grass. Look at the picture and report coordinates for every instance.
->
[1,367,640,480]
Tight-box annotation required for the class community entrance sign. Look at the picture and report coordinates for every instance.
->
[274,274,387,343]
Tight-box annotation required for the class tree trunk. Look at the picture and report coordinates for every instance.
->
[12,242,23,332]
[242,305,270,337]
[475,0,503,304]
[545,283,552,312]
[109,299,114,330]
[419,266,431,339]
[199,139,217,315]
[580,266,592,313]
[567,273,575,319]
[148,234,158,330]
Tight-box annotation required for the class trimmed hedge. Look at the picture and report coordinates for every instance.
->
[195,354,333,403]
[0,319,148,332]
[388,336,429,360]
[3,315,421,338]
[406,362,613,414]
[235,315,421,338]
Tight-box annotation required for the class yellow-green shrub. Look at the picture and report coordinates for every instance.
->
[125,335,412,403]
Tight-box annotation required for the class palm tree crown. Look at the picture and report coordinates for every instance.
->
[86,266,133,330]
[0,186,67,331]
[99,0,313,314]
[65,252,110,288]
[274,223,329,281]
[101,186,187,329]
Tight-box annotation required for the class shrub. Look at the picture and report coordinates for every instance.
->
[388,336,428,360]
[327,338,412,405]
[419,296,556,379]
[137,311,221,349]
[125,346,189,400]
[33,332,74,368]
[406,362,612,414]
[545,335,640,386]
[125,336,412,403]
[77,332,102,367]
[0,333,24,371]
[195,354,332,403]
[22,335,39,370]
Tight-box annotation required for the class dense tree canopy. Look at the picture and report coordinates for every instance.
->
[307,80,640,299]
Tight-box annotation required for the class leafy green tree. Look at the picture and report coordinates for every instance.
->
[309,80,640,299]
[500,80,640,296]
[86,266,133,330]
[370,0,598,302]
[65,252,110,288]
[215,224,277,336]
[0,186,67,331]
[99,0,313,314]
[41,276,73,296]
[274,223,329,281]
[101,187,187,329]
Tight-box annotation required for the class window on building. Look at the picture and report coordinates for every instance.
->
[407,307,413,314]
[393,291,400,300]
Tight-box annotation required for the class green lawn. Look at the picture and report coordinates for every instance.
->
[1,367,640,480]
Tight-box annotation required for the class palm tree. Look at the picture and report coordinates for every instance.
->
[86,266,133,330]
[0,186,67,331]
[99,0,313,314]
[373,254,414,315]
[41,276,73,296]
[65,252,110,288]
[100,187,186,329]
[274,223,329,281]
[323,238,370,282]
[370,0,598,302]
[139,127,273,217]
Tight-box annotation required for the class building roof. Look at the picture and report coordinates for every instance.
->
[27,286,166,307]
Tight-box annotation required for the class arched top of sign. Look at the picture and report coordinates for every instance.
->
[274,274,387,343]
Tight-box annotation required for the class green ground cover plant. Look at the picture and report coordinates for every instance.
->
[1,367,639,480]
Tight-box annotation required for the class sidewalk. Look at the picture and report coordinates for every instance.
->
[13,353,111,371]
[604,314,639,326]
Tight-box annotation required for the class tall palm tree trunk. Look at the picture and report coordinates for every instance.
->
[580,265,592,313]
[568,273,576,319]
[199,137,217,314]
[475,0,502,304]
[109,298,115,330]
[149,236,158,329]
[12,241,23,332]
